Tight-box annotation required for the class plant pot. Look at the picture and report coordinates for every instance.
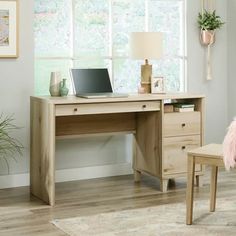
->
[200,30,215,45]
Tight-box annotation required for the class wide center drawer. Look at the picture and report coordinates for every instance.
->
[55,101,160,116]
[163,112,201,137]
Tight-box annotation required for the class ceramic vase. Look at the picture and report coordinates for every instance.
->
[49,72,61,96]
[59,78,69,97]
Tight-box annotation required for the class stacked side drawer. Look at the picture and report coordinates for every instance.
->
[163,112,201,175]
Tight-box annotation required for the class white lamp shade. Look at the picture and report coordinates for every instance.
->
[130,32,163,60]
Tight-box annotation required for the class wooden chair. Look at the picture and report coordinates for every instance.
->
[186,144,224,225]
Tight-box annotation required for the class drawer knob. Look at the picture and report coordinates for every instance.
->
[142,104,147,109]
[182,123,186,127]
[182,146,186,150]
[74,108,78,112]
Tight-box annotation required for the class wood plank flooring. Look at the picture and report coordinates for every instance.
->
[0,168,236,235]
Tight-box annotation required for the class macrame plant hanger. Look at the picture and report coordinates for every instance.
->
[201,0,215,81]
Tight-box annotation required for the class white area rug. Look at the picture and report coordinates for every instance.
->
[52,198,236,236]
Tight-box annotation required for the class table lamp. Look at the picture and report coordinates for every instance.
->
[130,32,163,93]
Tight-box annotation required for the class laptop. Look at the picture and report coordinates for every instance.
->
[70,68,128,98]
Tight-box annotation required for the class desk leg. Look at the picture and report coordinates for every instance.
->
[134,170,141,182]
[160,179,169,192]
[186,154,195,225]
[30,99,55,206]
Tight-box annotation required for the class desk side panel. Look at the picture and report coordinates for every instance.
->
[30,98,55,205]
[134,111,161,177]
[195,97,205,146]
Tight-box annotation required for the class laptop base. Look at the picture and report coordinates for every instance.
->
[76,93,128,99]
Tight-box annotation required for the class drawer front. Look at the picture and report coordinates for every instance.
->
[163,135,201,175]
[55,101,160,116]
[163,112,201,137]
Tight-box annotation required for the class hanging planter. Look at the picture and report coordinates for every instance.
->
[198,10,224,46]
[197,8,224,80]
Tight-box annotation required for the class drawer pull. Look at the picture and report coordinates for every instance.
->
[181,123,186,127]
[74,108,78,112]
[182,146,186,150]
[142,104,147,109]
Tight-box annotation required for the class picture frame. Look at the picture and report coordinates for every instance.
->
[151,76,165,94]
[0,0,18,58]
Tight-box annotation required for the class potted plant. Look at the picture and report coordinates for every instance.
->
[198,10,224,45]
[0,114,23,171]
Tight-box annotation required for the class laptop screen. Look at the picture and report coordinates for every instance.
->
[71,68,113,94]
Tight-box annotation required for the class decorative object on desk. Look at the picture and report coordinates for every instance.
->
[59,78,69,97]
[0,0,18,58]
[174,103,195,112]
[151,76,165,94]
[0,114,23,172]
[49,71,61,96]
[130,32,163,93]
[198,0,225,80]
[164,104,174,113]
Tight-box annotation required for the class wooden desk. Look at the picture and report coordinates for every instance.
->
[30,93,205,206]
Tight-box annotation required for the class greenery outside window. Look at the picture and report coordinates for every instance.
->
[34,0,186,95]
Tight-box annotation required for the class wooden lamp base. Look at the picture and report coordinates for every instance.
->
[140,82,151,93]
[141,59,152,94]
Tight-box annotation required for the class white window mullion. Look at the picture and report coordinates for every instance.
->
[71,0,76,68]
[145,0,149,31]
[109,0,114,86]
[183,0,187,92]
[180,0,186,92]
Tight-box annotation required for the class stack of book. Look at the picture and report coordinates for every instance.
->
[174,104,195,112]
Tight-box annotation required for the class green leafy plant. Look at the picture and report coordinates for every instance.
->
[0,114,23,170]
[198,10,224,31]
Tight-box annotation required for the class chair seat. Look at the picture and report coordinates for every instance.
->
[188,143,223,159]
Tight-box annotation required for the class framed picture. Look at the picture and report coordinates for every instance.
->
[151,76,165,93]
[0,0,18,58]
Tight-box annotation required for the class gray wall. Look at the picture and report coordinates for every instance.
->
[0,0,34,175]
[0,0,229,178]
[227,0,236,121]
[187,0,228,143]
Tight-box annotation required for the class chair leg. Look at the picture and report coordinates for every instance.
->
[186,154,195,225]
[210,166,218,212]
[195,175,203,187]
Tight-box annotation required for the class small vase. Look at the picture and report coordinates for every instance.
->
[59,78,69,97]
[49,72,61,96]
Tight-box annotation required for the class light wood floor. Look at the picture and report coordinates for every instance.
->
[0,168,236,235]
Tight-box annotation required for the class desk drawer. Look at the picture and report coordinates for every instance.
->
[163,112,201,137]
[163,135,201,175]
[55,101,160,116]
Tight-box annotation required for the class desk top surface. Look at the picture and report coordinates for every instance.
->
[31,93,205,105]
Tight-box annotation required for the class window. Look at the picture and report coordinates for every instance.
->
[34,0,186,95]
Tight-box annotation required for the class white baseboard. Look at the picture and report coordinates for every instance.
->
[0,163,133,189]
